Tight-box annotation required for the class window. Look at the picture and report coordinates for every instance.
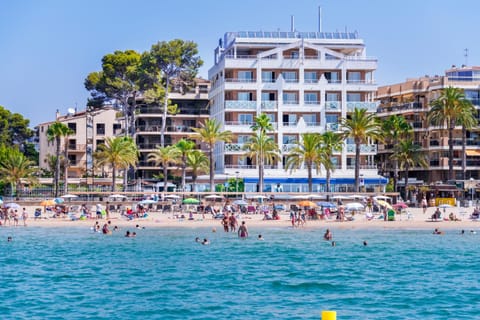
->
[67,123,76,133]
[238,92,253,101]
[95,140,104,150]
[303,114,316,125]
[283,135,297,144]
[238,114,253,124]
[326,114,339,123]
[347,71,361,83]
[237,135,250,143]
[68,139,76,150]
[326,93,339,101]
[68,154,77,165]
[282,71,298,83]
[261,92,276,101]
[347,93,361,102]
[290,51,299,59]
[96,123,105,135]
[304,93,318,104]
[324,72,340,83]
[113,123,121,133]
[283,92,298,104]
[304,71,317,83]
[238,71,254,82]
[262,71,275,83]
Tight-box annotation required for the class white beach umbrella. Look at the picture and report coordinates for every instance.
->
[374,195,391,200]
[331,195,350,200]
[164,194,181,199]
[349,194,366,200]
[345,202,365,211]
[139,199,157,205]
[204,194,224,200]
[109,194,127,199]
[61,194,78,199]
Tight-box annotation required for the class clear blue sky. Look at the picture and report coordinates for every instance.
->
[1,0,479,127]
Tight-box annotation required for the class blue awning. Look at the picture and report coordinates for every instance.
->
[243,177,388,185]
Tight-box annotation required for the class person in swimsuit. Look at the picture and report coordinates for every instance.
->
[324,229,332,241]
[238,221,248,239]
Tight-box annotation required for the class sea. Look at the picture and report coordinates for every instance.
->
[1,225,479,319]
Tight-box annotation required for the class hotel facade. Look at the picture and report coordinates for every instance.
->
[376,65,480,186]
[208,30,387,193]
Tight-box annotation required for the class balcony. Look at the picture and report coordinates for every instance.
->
[225,78,256,83]
[346,144,377,153]
[225,100,257,110]
[377,102,424,114]
[224,143,245,152]
[282,144,297,152]
[305,122,322,127]
[326,123,339,131]
[325,101,341,112]
[283,100,299,105]
[304,101,321,106]
[346,164,378,170]
[346,102,379,112]
[67,144,86,152]
[261,101,277,110]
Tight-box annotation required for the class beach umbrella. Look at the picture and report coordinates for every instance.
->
[61,194,78,199]
[204,194,224,200]
[292,194,309,200]
[349,194,366,200]
[317,202,336,208]
[109,194,127,199]
[54,198,65,204]
[297,200,317,207]
[4,202,20,209]
[374,195,391,200]
[345,202,365,211]
[233,199,248,206]
[393,202,408,209]
[183,198,200,204]
[164,194,181,200]
[438,204,453,209]
[331,195,350,200]
[139,199,157,205]
[376,200,393,210]
[40,199,56,206]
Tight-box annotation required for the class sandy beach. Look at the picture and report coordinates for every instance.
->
[4,204,479,231]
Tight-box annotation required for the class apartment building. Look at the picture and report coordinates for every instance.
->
[134,79,210,185]
[37,107,122,183]
[208,30,387,193]
[376,65,480,185]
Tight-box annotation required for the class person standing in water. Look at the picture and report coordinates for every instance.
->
[238,221,248,239]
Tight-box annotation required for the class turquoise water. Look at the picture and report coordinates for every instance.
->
[1,226,479,319]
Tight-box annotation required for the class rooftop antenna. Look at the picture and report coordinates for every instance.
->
[318,6,323,32]
[464,48,469,66]
[291,15,295,32]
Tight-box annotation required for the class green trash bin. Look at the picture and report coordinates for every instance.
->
[387,209,395,221]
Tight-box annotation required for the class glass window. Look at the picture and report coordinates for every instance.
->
[326,114,338,123]
[67,123,77,133]
[305,71,317,83]
[238,92,252,101]
[283,92,298,104]
[96,123,105,135]
[238,71,253,81]
[303,114,316,125]
[283,135,297,144]
[326,93,339,101]
[282,71,298,82]
[238,114,253,124]
[347,93,361,102]
[238,135,250,143]
[347,71,361,82]
[262,71,275,83]
[304,93,318,103]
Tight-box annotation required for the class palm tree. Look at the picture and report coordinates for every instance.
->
[94,136,138,192]
[382,115,413,192]
[341,108,382,192]
[148,145,181,192]
[319,131,343,193]
[251,113,274,133]
[457,100,477,180]
[428,87,474,181]
[47,122,74,197]
[192,119,232,192]
[391,139,428,201]
[243,131,280,193]
[186,150,209,192]
[175,139,196,192]
[0,147,38,198]
[285,133,323,192]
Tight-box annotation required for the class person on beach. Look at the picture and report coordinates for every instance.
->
[324,229,333,241]
[229,213,238,232]
[96,204,102,219]
[22,208,28,227]
[222,215,229,232]
[421,197,428,213]
[105,202,111,220]
[238,221,248,239]
[290,210,296,227]
[12,210,19,227]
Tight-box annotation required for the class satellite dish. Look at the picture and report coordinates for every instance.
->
[67,108,75,115]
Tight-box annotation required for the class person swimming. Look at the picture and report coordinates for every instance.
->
[433,228,444,235]
[257,234,264,241]
[195,237,201,242]
[363,240,368,246]
[324,229,333,241]
[201,238,210,245]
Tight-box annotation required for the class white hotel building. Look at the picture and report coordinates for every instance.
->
[208,30,387,193]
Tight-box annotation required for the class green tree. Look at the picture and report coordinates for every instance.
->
[94,136,138,192]
[391,139,428,201]
[341,108,382,192]
[148,145,181,192]
[0,146,38,198]
[47,122,74,197]
[243,131,280,193]
[251,113,274,133]
[382,115,413,192]
[285,133,322,193]
[428,87,474,181]
[85,50,142,136]
[186,150,209,192]
[142,39,203,147]
[319,131,343,193]
[175,139,196,192]
[192,119,232,192]
[0,106,34,153]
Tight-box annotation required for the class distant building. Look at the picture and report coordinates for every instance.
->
[37,107,121,184]
[376,65,480,185]
[208,30,387,192]
[133,79,210,188]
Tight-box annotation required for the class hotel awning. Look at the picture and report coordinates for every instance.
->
[466,150,480,156]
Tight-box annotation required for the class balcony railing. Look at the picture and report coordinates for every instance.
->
[225,100,257,110]
[261,101,277,109]
[346,144,377,153]
[282,122,298,127]
[377,102,424,113]
[224,143,245,152]
[225,121,254,126]
[430,139,480,147]
[325,123,339,131]
[283,100,299,105]
[304,100,320,105]
[225,78,256,83]
[305,122,321,127]
[67,144,86,151]
[346,164,378,170]
[346,102,379,112]
[325,101,341,111]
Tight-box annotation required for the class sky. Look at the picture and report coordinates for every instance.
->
[1,0,479,127]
